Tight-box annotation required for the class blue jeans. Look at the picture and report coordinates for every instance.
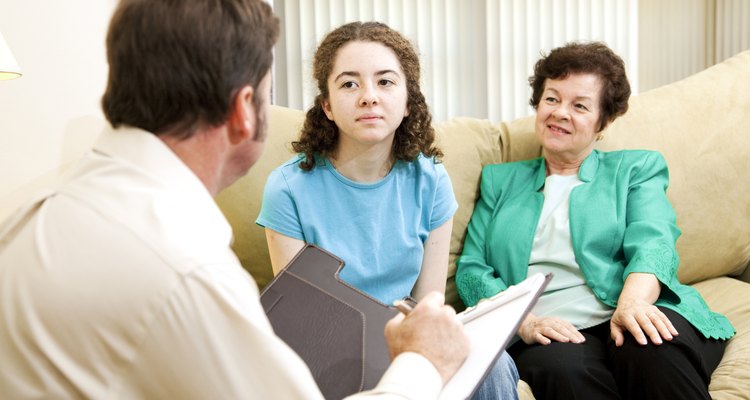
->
[471,351,520,400]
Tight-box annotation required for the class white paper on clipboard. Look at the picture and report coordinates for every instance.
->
[439,272,552,400]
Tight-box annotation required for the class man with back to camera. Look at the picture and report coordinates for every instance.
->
[0,0,469,398]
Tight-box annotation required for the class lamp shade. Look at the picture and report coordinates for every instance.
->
[0,31,22,80]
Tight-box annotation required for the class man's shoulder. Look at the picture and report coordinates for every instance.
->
[55,151,237,276]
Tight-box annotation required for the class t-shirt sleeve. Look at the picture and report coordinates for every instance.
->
[255,168,304,240]
[430,163,458,231]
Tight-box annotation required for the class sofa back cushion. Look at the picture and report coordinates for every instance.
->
[605,50,750,284]
[216,105,303,289]
[435,118,507,307]
[503,50,750,285]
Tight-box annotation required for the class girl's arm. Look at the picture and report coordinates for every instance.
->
[411,218,453,301]
[265,228,306,276]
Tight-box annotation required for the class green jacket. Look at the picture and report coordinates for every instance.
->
[456,150,734,340]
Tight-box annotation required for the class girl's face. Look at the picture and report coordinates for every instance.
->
[322,40,409,153]
[535,73,603,163]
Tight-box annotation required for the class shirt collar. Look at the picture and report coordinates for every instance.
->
[535,150,600,190]
[92,126,234,250]
[93,126,204,195]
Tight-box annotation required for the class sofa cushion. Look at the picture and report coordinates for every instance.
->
[435,117,507,307]
[693,277,750,399]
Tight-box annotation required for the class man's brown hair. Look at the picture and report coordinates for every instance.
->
[102,0,279,139]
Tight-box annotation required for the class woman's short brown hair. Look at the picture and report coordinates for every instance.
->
[292,21,441,170]
[101,0,279,139]
[529,42,631,132]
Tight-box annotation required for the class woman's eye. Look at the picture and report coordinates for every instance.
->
[575,103,590,111]
[379,79,395,86]
[341,81,358,89]
[545,97,558,103]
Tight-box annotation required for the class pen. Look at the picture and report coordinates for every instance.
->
[393,300,414,316]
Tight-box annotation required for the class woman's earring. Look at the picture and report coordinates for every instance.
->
[597,133,604,141]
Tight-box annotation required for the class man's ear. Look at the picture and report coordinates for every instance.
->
[228,85,256,145]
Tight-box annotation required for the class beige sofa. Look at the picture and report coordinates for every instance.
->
[217,50,750,399]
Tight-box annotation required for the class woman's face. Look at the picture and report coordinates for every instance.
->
[535,73,603,163]
[322,40,409,153]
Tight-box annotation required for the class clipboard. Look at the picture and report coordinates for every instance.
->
[260,245,397,400]
[260,244,550,400]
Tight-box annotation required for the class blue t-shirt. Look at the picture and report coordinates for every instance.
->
[256,154,458,305]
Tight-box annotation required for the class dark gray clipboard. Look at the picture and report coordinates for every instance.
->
[260,244,550,400]
[260,244,397,399]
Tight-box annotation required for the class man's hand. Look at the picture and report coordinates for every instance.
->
[384,292,469,384]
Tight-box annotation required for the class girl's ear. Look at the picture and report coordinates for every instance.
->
[322,99,334,121]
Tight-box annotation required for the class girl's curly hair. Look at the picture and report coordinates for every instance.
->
[292,21,442,170]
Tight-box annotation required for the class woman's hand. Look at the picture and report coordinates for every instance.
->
[611,272,679,346]
[610,298,678,346]
[517,313,585,345]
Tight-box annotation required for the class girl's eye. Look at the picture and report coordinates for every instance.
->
[341,81,358,89]
[379,79,395,86]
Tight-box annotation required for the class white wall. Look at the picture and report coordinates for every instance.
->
[0,0,117,219]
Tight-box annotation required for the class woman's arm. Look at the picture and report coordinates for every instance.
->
[621,152,681,292]
[411,218,453,301]
[455,166,511,307]
[613,152,681,346]
[265,228,306,276]
[610,272,679,346]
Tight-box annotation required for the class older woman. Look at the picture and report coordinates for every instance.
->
[456,42,734,400]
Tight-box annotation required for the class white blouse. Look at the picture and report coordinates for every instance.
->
[528,174,614,330]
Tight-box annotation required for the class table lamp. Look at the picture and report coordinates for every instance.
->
[0,31,22,80]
